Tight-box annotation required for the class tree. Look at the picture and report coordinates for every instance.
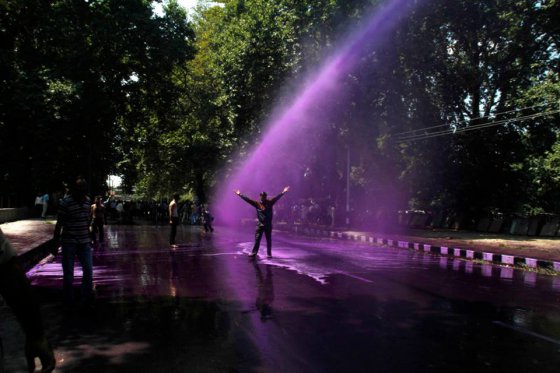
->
[0,0,196,203]
[384,0,558,222]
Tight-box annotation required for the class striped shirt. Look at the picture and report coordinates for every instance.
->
[57,195,91,244]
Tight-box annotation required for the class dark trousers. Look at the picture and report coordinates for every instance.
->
[61,243,93,303]
[252,225,272,256]
[169,217,179,245]
[91,218,104,243]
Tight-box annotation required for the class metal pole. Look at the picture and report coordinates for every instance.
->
[346,146,350,226]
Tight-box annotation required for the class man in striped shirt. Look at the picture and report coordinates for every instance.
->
[53,177,93,304]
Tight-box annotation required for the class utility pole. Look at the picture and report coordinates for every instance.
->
[346,146,350,226]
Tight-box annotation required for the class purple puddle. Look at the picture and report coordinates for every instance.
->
[212,0,417,229]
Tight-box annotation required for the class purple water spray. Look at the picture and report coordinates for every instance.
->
[212,0,416,230]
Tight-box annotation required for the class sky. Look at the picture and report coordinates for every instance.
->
[172,0,197,10]
[107,175,122,189]
[152,0,198,16]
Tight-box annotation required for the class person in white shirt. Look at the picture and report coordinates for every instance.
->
[41,193,49,219]
[168,193,180,247]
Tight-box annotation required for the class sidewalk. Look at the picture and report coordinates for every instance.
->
[1,219,55,271]
[282,224,560,273]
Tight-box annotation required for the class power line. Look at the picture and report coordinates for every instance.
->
[397,111,548,141]
[396,109,560,143]
[398,110,560,142]
[393,102,556,138]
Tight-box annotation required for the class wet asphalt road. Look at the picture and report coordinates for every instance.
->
[3,223,560,372]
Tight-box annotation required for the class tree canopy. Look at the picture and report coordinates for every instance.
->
[1,0,559,225]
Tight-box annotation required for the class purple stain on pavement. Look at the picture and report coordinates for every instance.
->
[213,0,416,229]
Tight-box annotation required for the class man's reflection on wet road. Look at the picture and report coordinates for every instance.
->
[253,261,274,321]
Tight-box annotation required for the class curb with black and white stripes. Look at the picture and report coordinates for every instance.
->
[285,226,560,272]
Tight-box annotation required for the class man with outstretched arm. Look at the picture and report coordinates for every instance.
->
[235,186,289,258]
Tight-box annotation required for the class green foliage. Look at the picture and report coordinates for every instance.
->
[2,0,559,222]
[388,0,559,219]
[0,0,195,202]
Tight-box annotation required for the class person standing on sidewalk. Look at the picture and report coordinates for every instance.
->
[235,186,289,258]
[169,194,180,248]
[41,192,49,219]
[52,177,94,305]
[34,193,44,218]
[0,228,56,372]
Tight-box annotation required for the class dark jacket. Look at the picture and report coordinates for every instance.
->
[239,192,285,227]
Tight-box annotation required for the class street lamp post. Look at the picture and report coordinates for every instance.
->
[346,147,350,226]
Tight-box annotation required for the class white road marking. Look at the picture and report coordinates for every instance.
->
[493,321,560,346]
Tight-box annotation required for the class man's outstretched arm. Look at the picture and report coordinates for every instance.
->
[235,190,259,208]
[270,186,290,204]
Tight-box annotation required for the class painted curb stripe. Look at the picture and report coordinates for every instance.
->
[314,229,557,271]
[525,258,538,268]
[502,255,515,265]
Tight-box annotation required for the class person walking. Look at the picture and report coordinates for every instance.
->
[235,186,289,258]
[52,177,94,305]
[115,200,124,223]
[202,207,215,233]
[90,195,106,244]
[169,194,180,248]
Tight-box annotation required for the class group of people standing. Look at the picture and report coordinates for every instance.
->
[0,178,104,372]
[0,180,289,372]
[50,177,223,308]
[50,177,289,301]
[166,186,290,258]
[168,194,215,247]
[49,178,291,307]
